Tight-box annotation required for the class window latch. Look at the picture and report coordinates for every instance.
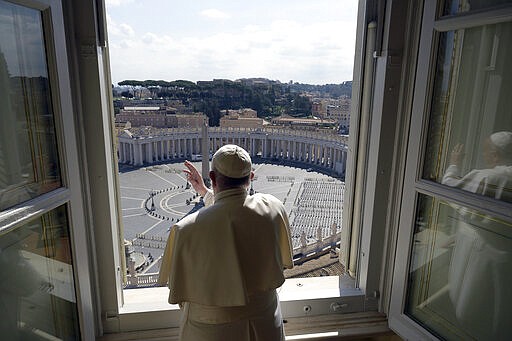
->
[330,302,348,312]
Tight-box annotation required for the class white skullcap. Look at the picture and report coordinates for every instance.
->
[490,131,512,152]
[212,144,252,178]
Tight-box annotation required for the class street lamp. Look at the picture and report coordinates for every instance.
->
[249,179,254,196]
[149,190,155,212]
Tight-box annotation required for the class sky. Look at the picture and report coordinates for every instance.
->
[106,0,359,86]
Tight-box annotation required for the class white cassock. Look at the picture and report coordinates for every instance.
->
[158,188,293,341]
[442,164,512,340]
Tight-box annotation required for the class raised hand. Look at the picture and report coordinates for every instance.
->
[449,143,465,166]
[184,160,208,196]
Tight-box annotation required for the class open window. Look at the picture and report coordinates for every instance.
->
[0,0,94,339]
[10,0,512,339]
[390,1,512,339]
[95,0,396,336]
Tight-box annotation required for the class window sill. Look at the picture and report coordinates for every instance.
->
[119,275,360,314]
[99,311,392,341]
[108,275,367,334]
[119,287,179,314]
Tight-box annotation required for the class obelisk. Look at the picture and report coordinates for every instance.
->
[201,118,210,186]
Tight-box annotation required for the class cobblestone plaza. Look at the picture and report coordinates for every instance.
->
[119,160,344,278]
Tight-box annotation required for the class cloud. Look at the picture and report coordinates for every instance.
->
[107,14,135,39]
[105,0,135,7]
[200,9,230,20]
[107,4,357,84]
[142,32,175,48]
[119,23,135,36]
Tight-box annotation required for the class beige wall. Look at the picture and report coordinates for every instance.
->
[220,117,265,128]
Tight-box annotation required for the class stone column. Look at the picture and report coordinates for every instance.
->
[124,143,128,164]
[125,142,129,164]
[341,149,347,174]
[332,149,337,171]
[148,142,153,163]
[261,135,268,158]
[319,144,322,164]
[136,143,142,165]
[118,142,124,163]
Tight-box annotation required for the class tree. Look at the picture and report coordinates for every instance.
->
[121,91,133,98]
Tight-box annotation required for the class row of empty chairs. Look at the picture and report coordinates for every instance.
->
[290,180,344,248]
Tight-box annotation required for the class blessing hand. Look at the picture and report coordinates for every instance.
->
[183,160,208,196]
[449,143,465,167]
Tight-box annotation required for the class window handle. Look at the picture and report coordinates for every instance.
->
[330,302,348,311]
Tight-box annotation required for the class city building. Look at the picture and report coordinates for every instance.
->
[311,100,325,117]
[219,108,268,128]
[2,1,511,340]
[115,107,206,128]
[271,115,338,131]
[325,97,351,131]
[118,126,347,176]
[225,108,258,117]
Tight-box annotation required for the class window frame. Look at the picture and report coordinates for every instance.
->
[388,1,512,339]
[64,0,424,337]
[94,0,374,331]
[0,0,95,339]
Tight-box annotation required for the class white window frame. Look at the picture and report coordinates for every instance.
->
[93,0,376,330]
[61,0,432,338]
[388,1,512,339]
[101,0,373,321]
[0,0,95,339]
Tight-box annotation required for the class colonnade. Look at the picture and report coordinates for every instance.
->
[118,127,348,176]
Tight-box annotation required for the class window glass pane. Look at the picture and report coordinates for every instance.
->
[423,22,512,203]
[405,193,512,340]
[0,0,61,211]
[443,0,512,16]
[0,205,80,339]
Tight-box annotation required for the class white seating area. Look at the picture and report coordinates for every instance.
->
[290,179,344,249]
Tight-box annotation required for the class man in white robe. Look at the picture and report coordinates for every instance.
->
[158,144,293,341]
[442,131,512,339]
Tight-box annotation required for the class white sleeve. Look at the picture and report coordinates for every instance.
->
[203,189,215,207]
[442,164,462,187]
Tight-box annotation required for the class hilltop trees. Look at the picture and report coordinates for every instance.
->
[114,78,351,124]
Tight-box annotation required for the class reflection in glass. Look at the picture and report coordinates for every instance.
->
[443,0,512,16]
[423,21,512,203]
[0,0,61,211]
[406,194,512,340]
[0,205,79,340]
